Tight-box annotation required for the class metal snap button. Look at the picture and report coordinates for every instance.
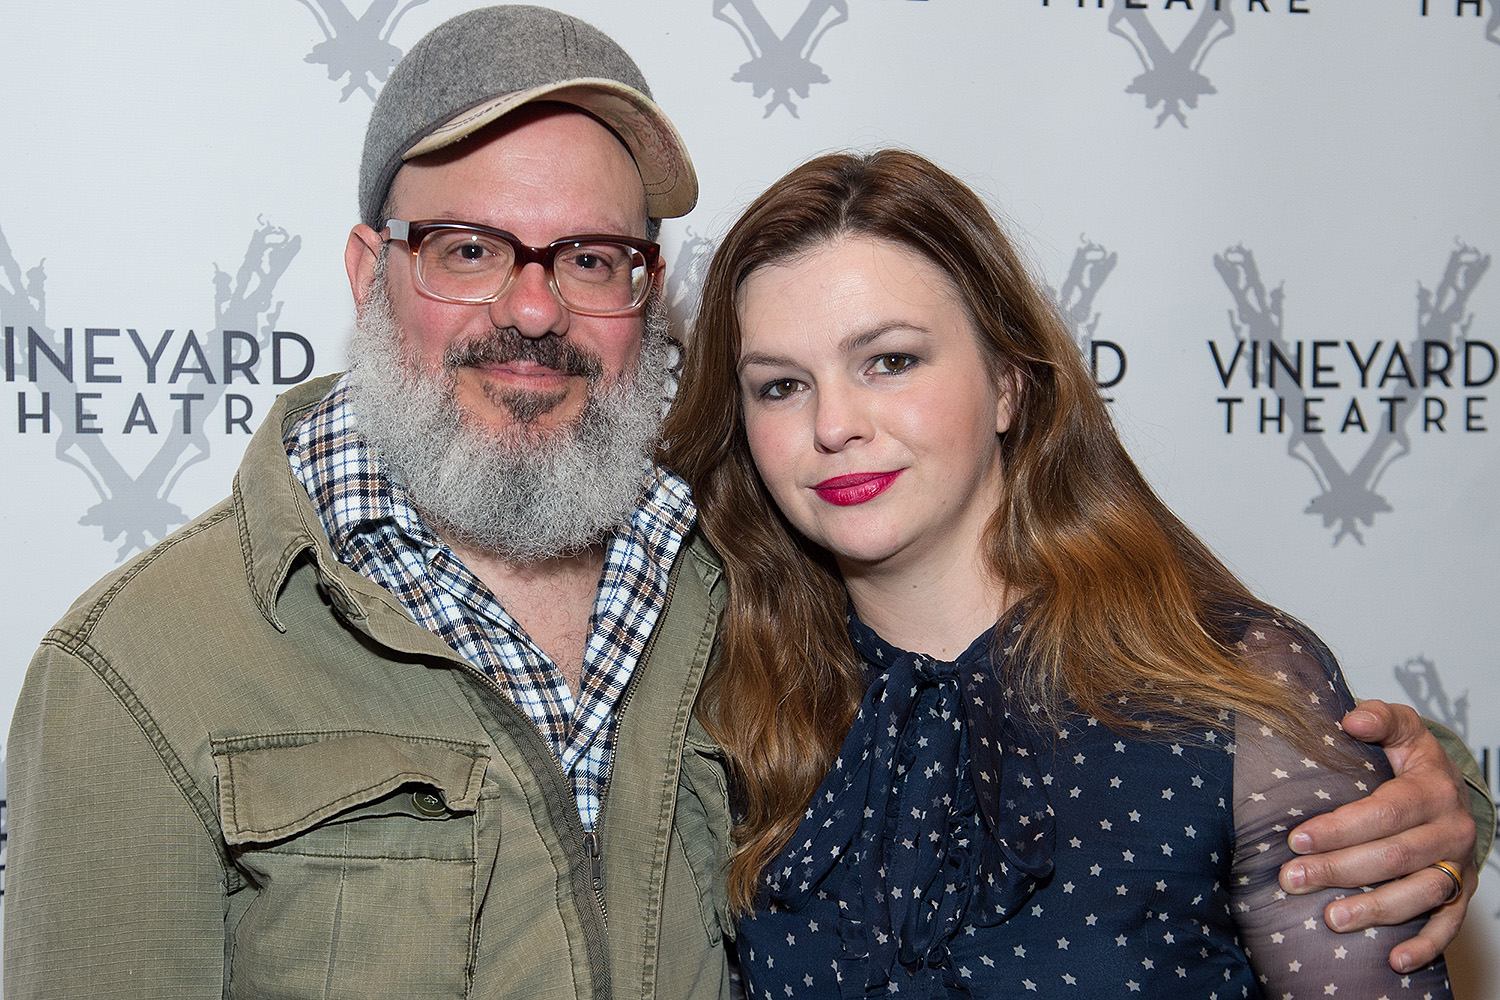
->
[411,789,447,817]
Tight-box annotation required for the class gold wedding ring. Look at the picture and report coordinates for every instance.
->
[1429,860,1463,905]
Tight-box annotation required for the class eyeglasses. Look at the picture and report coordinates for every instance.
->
[383,219,661,318]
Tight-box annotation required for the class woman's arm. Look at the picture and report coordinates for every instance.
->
[1230,624,1452,997]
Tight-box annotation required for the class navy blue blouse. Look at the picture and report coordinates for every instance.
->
[735,611,1452,999]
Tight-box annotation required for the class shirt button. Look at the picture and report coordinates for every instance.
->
[411,789,447,816]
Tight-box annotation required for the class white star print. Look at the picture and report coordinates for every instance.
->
[734,621,1450,1000]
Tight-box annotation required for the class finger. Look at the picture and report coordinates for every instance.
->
[1386,900,1467,974]
[1340,700,1424,749]
[1314,863,1470,931]
[1287,775,1465,858]
[1282,801,1475,893]
[1342,700,1462,779]
[1280,823,1448,896]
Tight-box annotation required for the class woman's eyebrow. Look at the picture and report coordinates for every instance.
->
[737,323,932,374]
[840,322,930,354]
[736,350,798,374]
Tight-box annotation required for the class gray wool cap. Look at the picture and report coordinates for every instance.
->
[358,4,697,228]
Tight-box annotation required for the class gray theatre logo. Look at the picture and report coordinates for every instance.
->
[1391,654,1500,911]
[714,0,849,117]
[1049,237,1126,395]
[1108,0,1235,127]
[293,0,430,101]
[1,221,301,560]
[666,227,718,334]
[1212,243,1491,545]
[662,227,721,400]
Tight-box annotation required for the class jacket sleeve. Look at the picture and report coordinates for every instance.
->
[1424,717,1496,870]
[4,640,231,998]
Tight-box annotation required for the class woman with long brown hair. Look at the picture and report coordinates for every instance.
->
[663,150,1455,998]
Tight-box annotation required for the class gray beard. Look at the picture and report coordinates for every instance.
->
[346,261,671,564]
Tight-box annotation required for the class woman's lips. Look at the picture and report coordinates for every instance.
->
[813,471,902,506]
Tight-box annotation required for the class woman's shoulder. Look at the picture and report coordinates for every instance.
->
[1214,605,1357,713]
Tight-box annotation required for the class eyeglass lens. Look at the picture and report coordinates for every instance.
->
[416,229,651,312]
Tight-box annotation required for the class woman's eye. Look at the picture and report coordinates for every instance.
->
[871,353,915,374]
[760,378,802,400]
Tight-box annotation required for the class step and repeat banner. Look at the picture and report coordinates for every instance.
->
[1,0,1497,989]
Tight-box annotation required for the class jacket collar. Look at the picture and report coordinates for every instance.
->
[232,374,368,631]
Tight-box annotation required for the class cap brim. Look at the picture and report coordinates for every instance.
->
[405,78,698,219]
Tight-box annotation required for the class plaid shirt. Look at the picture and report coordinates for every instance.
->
[285,375,695,829]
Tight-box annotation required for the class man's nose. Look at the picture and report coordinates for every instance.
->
[489,261,568,338]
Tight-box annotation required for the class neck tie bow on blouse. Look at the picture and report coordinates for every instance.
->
[753,616,1055,997]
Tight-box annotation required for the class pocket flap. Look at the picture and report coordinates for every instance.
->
[213,732,489,844]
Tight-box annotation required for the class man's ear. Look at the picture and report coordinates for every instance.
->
[345,224,383,308]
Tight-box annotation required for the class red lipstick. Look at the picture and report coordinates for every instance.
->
[813,471,901,506]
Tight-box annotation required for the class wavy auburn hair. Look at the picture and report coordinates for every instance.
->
[662,149,1325,913]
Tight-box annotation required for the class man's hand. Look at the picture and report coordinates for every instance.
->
[1278,699,1477,973]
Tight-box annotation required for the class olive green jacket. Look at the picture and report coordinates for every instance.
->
[5,375,734,1000]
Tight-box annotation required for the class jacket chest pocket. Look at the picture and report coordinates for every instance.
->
[214,732,490,1000]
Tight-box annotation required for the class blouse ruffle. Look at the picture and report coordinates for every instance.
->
[746,614,1054,997]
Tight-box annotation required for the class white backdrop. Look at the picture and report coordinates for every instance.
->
[2,0,1497,993]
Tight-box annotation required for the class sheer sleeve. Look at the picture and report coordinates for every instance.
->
[1229,619,1452,997]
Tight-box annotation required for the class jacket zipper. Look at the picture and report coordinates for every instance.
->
[445,568,681,933]
[588,571,679,926]
[584,829,605,915]
[451,656,614,993]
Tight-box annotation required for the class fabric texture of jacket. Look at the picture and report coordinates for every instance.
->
[5,374,734,1000]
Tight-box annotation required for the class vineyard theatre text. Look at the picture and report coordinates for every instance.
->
[7,326,317,435]
[1208,337,1494,433]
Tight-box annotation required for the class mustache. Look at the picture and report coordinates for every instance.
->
[444,328,604,380]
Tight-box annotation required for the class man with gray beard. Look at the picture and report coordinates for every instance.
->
[5,5,1489,999]
[7,8,735,998]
